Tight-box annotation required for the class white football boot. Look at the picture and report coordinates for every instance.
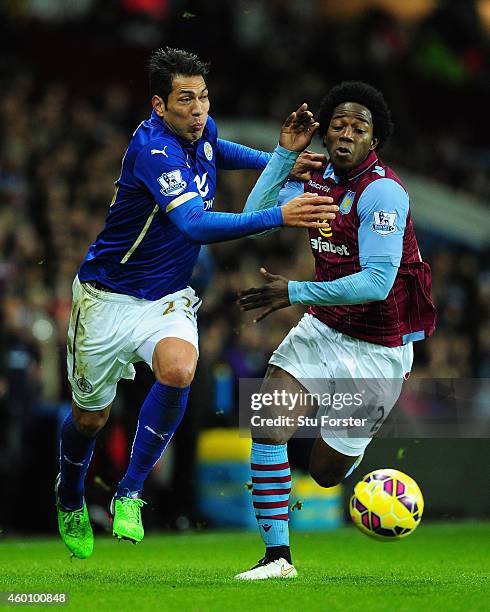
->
[235,557,298,580]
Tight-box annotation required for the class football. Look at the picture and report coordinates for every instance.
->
[349,469,424,540]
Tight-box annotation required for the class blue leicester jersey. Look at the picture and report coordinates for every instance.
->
[78,111,270,300]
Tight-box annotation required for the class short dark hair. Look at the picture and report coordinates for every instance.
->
[317,81,393,149]
[147,47,210,103]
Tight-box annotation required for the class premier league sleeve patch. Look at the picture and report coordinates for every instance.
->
[157,170,187,196]
[372,210,396,236]
[372,210,397,235]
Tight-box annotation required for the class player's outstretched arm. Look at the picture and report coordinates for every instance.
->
[238,263,399,322]
[168,193,337,244]
[242,146,300,214]
[216,102,324,173]
[287,263,398,306]
[216,140,326,179]
[239,178,410,318]
[134,115,336,245]
[216,139,271,170]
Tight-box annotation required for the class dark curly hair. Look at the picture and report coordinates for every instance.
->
[317,81,393,149]
[147,47,210,104]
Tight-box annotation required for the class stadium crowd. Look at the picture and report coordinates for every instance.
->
[1,0,489,529]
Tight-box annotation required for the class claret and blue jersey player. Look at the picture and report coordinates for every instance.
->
[237,81,437,580]
[55,47,337,559]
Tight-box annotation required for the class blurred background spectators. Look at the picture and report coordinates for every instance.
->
[0,0,489,533]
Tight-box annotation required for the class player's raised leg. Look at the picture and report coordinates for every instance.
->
[308,436,363,489]
[111,337,197,543]
[309,335,414,488]
[56,401,111,559]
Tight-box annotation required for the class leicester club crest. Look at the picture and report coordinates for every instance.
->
[339,191,355,215]
[203,141,213,161]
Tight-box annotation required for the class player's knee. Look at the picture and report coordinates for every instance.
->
[155,362,195,388]
[309,464,344,489]
[74,410,108,437]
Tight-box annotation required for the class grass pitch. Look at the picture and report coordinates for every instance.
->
[0,523,488,611]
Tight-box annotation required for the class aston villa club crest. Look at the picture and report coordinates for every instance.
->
[339,191,355,215]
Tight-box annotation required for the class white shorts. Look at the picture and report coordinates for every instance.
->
[269,313,413,457]
[67,276,201,411]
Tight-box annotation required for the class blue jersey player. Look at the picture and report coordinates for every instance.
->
[55,47,336,559]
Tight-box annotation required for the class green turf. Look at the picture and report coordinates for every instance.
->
[0,523,488,611]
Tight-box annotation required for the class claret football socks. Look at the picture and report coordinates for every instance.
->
[236,448,364,577]
[235,442,297,579]
[250,442,291,546]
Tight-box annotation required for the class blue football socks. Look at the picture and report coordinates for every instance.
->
[116,382,189,497]
[251,442,291,550]
[59,413,96,511]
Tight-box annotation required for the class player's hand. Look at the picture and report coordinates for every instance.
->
[238,268,291,322]
[289,150,327,181]
[281,192,338,229]
[279,103,320,152]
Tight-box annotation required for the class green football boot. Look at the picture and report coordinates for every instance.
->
[111,493,147,543]
[55,474,94,559]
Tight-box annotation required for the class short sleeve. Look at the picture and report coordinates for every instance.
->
[133,140,202,213]
[357,178,409,267]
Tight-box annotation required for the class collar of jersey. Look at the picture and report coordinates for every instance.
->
[323,150,379,184]
[149,110,206,152]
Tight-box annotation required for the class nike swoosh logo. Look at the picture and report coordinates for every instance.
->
[151,147,168,157]
[281,566,294,577]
